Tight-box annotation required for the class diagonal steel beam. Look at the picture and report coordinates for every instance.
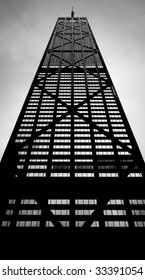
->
[36,198,63,228]
[82,198,110,228]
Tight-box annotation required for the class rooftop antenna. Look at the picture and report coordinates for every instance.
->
[71,7,75,18]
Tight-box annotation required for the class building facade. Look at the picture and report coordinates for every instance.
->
[0,15,145,259]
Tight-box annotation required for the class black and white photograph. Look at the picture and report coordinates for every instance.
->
[0,0,145,269]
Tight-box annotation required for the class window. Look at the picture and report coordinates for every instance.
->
[105,221,129,227]
[51,173,70,177]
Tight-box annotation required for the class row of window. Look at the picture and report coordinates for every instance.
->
[17,160,136,169]
[2,195,145,227]
[23,172,142,177]
[2,220,145,227]
[8,209,139,216]
[6,199,145,206]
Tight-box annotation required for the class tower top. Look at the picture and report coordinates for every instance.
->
[71,7,75,18]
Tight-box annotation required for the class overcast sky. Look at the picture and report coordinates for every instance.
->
[0,0,145,161]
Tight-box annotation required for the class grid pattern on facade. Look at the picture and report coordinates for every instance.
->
[0,16,145,229]
[2,199,145,228]
[5,16,143,178]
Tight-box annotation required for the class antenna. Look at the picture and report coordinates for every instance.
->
[71,7,75,18]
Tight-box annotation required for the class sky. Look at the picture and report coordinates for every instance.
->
[0,0,145,161]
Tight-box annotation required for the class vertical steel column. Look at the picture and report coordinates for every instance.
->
[124,199,135,227]
[70,18,75,178]
[0,197,10,227]
[70,17,76,227]
[10,198,21,228]
[79,19,99,178]
[46,19,67,178]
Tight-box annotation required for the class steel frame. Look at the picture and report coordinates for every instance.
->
[0,16,145,233]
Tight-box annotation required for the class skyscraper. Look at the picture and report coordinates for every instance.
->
[0,13,145,259]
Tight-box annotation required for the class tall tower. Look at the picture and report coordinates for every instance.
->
[0,14,145,259]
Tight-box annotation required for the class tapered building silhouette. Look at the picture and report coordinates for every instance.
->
[0,13,145,259]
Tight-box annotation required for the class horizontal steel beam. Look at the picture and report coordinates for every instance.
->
[0,178,145,198]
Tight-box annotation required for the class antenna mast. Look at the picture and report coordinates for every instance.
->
[71,7,75,18]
